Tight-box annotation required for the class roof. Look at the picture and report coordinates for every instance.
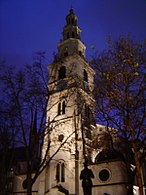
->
[95,148,125,163]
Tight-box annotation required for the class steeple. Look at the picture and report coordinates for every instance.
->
[66,7,77,25]
[42,8,96,195]
[63,7,81,40]
[58,8,86,59]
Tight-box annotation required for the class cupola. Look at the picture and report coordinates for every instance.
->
[66,7,78,26]
[63,7,81,40]
[58,8,86,59]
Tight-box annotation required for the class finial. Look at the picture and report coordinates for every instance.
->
[70,6,74,14]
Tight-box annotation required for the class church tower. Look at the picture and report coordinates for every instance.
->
[42,8,95,195]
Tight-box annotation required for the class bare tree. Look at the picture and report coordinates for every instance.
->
[0,52,93,195]
[0,113,15,195]
[92,35,146,195]
[0,60,19,195]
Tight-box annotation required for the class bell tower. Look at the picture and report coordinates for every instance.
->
[63,7,80,40]
[58,7,86,59]
[42,8,95,195]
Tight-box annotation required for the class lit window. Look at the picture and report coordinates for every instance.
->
[56,161,65,182]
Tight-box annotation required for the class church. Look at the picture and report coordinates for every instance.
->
[12,8,144,195]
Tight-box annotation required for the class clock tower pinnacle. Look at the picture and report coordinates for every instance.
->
[63,7,81,40]
[58,8,86,59]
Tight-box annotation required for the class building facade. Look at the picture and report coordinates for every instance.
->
[41,7,96,195]
[12,8,146,195]
[39,8,128,195]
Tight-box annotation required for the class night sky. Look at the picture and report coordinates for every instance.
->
[0,0,146,67]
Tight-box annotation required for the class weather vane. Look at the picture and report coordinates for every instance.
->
[69,0,74,9]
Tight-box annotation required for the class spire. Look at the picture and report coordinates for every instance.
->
[70,6,74,13]
[63,8,81,40]
[66,7,77,26]
[58,8,86,59]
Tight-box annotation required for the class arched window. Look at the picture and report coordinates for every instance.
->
[58,66,66,80]
[56,163,60,182]
[64,47,68,57]
[56,161,65,182]
[67,32,70,39]
[62,101,66,114]
[72,31,75,38]
[79,51,82,56]
[58,102,61,115]
[61,163,65,182]
[84,69,88,82]
[58,100,66,115]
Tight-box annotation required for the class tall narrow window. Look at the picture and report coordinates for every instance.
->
[58,102,61,115]
[64,47,68,57]
[58,100,66,115]
[58,66,66,80]
[56,162,65,182]
[72,31,75,38]
[56,163,60,182]
[67,32,70,39]
[79,51,82,56]
[61,163,65,182]
[84,69,88,82]
[85,104,90,118]
[62,101,66,114]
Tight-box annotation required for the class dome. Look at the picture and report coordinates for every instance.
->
[95,149,125,164]
[66,7,78,26]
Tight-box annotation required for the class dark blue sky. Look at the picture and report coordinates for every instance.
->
[0,0,146,66]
